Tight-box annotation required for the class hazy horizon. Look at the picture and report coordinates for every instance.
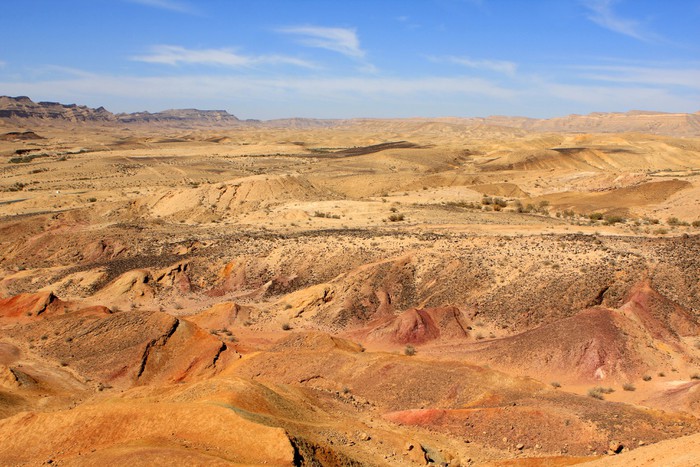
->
[2,0,699,120]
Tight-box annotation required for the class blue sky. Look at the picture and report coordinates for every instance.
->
[1,0,699,119]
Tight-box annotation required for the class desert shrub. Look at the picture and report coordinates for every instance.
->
[667,217,681,226]
[389,207,398,212]
[653,228,668,235]
[388,213,405,222]
[589,212,604,221]
[691,374,700,380]
[642,375,652,381]
[3,182,26,192]
[588,386,614,399]
[692,220,700,228]
[313,211,327,218]
[404,345,416,356]
[281,323,291,331]
[550,381,561,389]
[481,196,493,205]
[658,372,666,377]
[494,197,507,208]
[622,383,636,391]
[493,204,502,211]
[604,215,625,225]
[88,197,97,203]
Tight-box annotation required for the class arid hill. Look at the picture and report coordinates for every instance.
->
[1,97,700,465]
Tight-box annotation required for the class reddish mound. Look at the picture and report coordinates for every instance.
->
[13,309,238,388]
[354,306,469,345]
[460,307,635,382]
[0,291,111,325]
[620,279,699,344]
[436,281,700,383]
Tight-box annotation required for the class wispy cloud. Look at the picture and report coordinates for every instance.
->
[4,68,698,118]
[0,70,514,108]
[574,64,700,89]
[432,56,517,76]
[125,0,198,14]
[131,45,316,69]
[0,60,6,68]
[582,0,657,42]
[278,26,365,59]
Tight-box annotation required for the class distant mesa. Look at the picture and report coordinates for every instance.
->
[0,95,116,122]
[0,95,699,135]
[116,108,240,124]
[0,95,240,126]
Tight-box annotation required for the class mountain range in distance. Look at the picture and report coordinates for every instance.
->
[1,95,699,136]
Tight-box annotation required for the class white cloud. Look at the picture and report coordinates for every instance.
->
[0,72,514,110]
[278,26,365,59]
[131,45,316,69]
[582,0,657,42]
[125,0,197,14]
[546,82,691,110]
[434,56,517,76]
[574,65,700,89]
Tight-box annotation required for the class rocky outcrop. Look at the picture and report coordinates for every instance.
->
[0,96,116,122]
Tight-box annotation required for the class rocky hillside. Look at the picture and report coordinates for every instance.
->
[480,111,700,137]
[0,96,116,123]
[116,108,240,124]
[0,96,239,126]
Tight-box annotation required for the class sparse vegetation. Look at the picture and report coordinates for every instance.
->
[550,381,561,389]
[643,375,652,381]
[281,323,291,331]
[622,383,636,391]
[604,215,625,225]
[388,213,405,222]
[588,386,614,399]
[314,211,341,219]
[404,345,416,356]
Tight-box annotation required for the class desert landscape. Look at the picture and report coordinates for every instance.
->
[0,95,699,465]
